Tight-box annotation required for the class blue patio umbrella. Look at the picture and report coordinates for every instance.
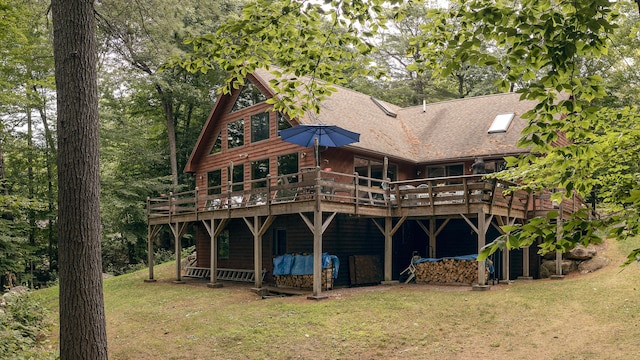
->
[279,124,360,166]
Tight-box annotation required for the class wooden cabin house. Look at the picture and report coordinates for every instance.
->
[146,69,582,298]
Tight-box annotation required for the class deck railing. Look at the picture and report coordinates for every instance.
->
[147,169,538,219]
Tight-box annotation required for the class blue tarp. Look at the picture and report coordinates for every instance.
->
[413,254,479,264]
[273,253,340,279]
[272,253,294,276]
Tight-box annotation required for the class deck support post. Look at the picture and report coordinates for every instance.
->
[476,211,487,287]
[299,211,336,299]
[551,201,565,280]
[243,215,275,290]
[494,216,516,283]
[372,216,406,283]
[518,246,532,280]
[311,206,324,298]
[253,216,263,289]
[429,218,436,258]
[417,218,450,259]
[145,224,161,282]
[203,219,227,288]
[462,211,492,290]
[384,217,393,282]
[169,222,188,284]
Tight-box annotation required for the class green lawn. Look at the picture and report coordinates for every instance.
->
[35,238,640,359]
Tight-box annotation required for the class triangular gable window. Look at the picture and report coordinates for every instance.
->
[231,82,267,112]
[210,132,222,155]
[488,113,515,133]
[277,112,292,136]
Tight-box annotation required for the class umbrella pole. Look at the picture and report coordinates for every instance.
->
[314,137,320,167]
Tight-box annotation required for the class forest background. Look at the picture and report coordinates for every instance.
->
[1,0,639,289]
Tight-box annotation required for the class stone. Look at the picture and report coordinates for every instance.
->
[566,244,597,260]
[578,256,610,273]
[181,251,197,270]
[540,259,578,278]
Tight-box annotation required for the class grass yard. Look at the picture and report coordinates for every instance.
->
[35,238,640,360]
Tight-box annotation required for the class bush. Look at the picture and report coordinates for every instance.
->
[0,289,57,360]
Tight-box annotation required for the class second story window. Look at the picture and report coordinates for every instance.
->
[227,119,244,149]
[207,169,222,195]
[251,158,270,188]
[229,164,244,191]
[231,83,266,112]
[251,112,270,143]
[210,132,222,155]
[278,153,299,183]
[277,112,292,136]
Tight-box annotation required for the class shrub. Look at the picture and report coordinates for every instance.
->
[0,289,57,360]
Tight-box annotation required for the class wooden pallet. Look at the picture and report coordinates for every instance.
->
[184,267,266,283]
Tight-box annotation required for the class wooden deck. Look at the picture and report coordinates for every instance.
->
[147,169,578,225]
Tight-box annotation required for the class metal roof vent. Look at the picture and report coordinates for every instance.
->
[488,113,515,133]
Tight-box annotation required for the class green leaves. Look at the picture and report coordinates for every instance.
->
[179,0,397,119]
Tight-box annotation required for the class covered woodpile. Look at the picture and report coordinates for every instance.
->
[272,253,339,290]
[274,267,333,289]
[413,255,488,285]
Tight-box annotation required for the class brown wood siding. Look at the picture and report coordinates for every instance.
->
[195,223,210,268]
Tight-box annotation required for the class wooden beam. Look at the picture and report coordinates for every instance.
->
[384,217,393,281]
[461,214,479,234]
[522,245,531,278]
[203,219,228,288]
[242,216,275,289]
[169,222,188,283]
[416,218,450,258]
[321,212,337,234]
[312,206,324,298]
[429,218,436,258]
[477,211,487,286]
[555,201,564,277]
[146,224,161,282]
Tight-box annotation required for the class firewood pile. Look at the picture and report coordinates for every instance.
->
[274,267,333,289]
[414,258,487,284]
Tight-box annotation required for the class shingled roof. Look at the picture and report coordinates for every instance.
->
[252,68,535,163]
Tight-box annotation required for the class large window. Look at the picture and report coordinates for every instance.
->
[251,158,270,188]
[426,164,464,178]
[210,132,222,155]
[231,83,266,112]
[251,112,270,143]
[277,153,299,183]
[227,119,244,149]
[354,156,397,187]
[228,164,244,191]
[277,112,292,136]
[207,169,222,195]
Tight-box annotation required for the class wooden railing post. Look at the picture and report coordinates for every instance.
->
[194,187,199,214]
[266,174,272,207]
[169,192,174,219]
[354,172,359,213]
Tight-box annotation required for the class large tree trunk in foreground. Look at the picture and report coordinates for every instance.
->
[51,0,108,358]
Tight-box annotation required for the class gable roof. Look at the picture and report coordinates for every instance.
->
[186,68,538,172]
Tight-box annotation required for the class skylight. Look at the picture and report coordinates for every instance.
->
[488,113,515,133]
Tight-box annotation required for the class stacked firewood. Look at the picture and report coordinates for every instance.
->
[414,259,487,284]
[274,268,333,289]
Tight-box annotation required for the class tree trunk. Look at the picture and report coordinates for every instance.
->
[157,85,179,187]
[0,137,5,195]
[51,0,108,358]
